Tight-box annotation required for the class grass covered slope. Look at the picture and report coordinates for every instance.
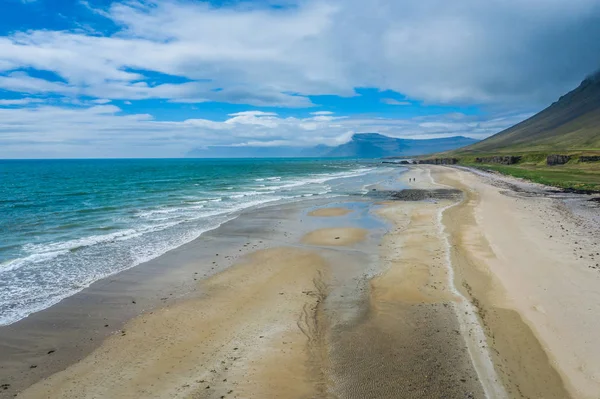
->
[438,72,600,192]
[459,153,600,192]
[459,73,600,154]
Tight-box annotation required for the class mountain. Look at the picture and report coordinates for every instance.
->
[323,133,477,158]
[187,134,478,158]
[457,72,600,154]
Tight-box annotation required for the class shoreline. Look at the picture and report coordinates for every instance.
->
[2,164,599,398]
[0,196,390,398]
[0,161,386,328]
[0,197,346,396]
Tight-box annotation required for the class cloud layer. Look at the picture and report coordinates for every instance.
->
[2,0,600,106]
[1,0,599,157]
[0,105,531,158]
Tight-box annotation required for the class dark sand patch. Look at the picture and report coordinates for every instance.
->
[325,199,486,398]
[329,302,484,399]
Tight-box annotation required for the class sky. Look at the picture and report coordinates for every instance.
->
[1,0,600,158]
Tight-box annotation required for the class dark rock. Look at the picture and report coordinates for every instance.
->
[475,156,521,165]
[579,155,600,162]
[547,154,571,165]
[417,158,459,165]
[391,189,463,201]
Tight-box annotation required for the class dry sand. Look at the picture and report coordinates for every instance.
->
[430,165,600,399]
[308,207,353,217]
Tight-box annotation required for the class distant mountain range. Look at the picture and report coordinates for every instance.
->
[456,71,600,154]
[187,133,478,158]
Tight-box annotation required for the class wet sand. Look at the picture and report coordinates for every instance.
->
[20,247,328,398]
[328,197,486,399]
[4,164,598,398]
[308,207,353,217]
[301,227,368,246]
[2,174,492,398]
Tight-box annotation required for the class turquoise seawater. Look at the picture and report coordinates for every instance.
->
[0,158,398,325]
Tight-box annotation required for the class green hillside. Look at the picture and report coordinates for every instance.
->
[427,72,600,192]
[458,73,600,154]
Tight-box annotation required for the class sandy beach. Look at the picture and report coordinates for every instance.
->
[2,165,599,398]
[434,166,600,399]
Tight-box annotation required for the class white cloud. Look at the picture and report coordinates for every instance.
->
[0,98,43,105]
[0,0,597,157]
[0,72,74,95]
[91,98,111,104]
[382,98,410,105]
[0,0,598,107]
[0,104,530,158]
[228,111,278,117]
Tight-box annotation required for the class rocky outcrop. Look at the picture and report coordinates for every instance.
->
[391,189,463,201]
[579,156,600,162]
[381,160,413,165]
[474,156,521,165]
[546,154,571,165]
[417,158,458,165]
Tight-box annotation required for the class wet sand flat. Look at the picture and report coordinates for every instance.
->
[19,247,328,399]
[301,227,368,246]
[327,199,486,399]
[308,207,353,217]
[6,185,493,398]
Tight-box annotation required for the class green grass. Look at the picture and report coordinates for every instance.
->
[441,78,600,191]
[434,149,600,192]
[462,161,600,192]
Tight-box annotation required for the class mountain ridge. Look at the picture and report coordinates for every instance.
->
[187,133,478,158]
[455,74,600,154]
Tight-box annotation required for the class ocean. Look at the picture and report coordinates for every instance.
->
[0,158,397,325]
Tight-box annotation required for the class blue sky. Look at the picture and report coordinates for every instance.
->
[1,0,600,158]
